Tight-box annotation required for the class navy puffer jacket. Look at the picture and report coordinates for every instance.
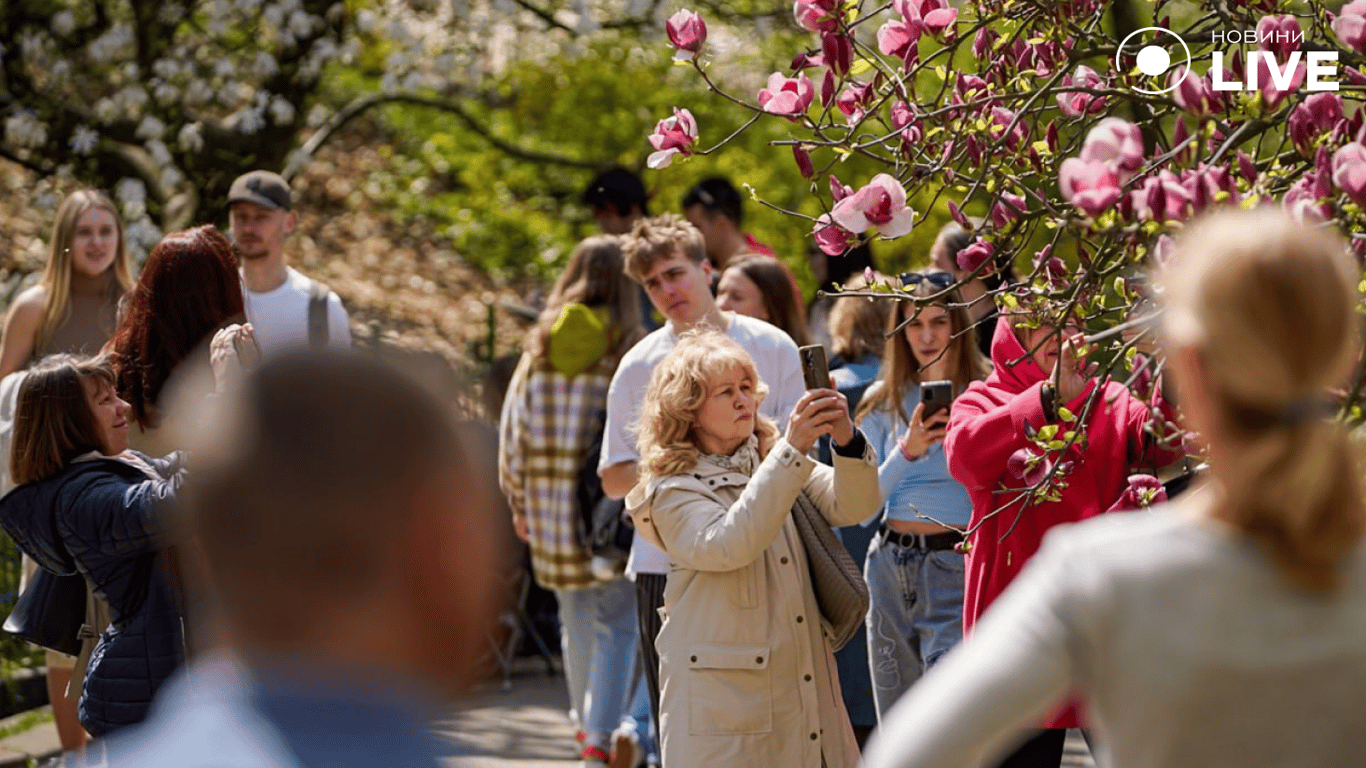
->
[0,452,187,737]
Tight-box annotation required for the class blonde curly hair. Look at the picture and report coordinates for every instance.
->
[637,331,779,484]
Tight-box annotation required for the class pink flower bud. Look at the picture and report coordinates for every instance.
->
[991,190,1027,229]
[1170,67,1218,119]
[793,144,814,179]
[922,7,957,38]
[1007,447,1050,486]
[1108,473,1167,512]
[1237,150,1258,183]
[1057,65,1105,118]
[821,69,837,108]
[1288,92,1344,157]
[665,10,707,60]
[1080,117,1145,182]
[821,32,853,77]
[830,174,853,202]
[972,27,998,61]
[877,18,921,62]
[836,81,875,125]
[793,0,840,34]
[947,200,970,230]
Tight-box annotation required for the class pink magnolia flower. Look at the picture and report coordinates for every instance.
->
[1237,150,1258,183]
[877,17,922,62]
[813,214,855,256]
[972,27,998,62]
[646,108,697,169]
[1059,158,1122,217]
[1006,447,1051,486]
[1170,67,1219,119]
[666,10,707,60]
[1057,65,1105,118]
[1288,92,1344,156]
[758,72,815,118]
[793,0,840,34]
[956,238,994,274]
[821,69,837,107]
[1332,142,1366,207]
[991,190,1027,229]
[836,81,875,125]
[1152,234,1176,267]
[1133,170,1191,223]
[954,73,990,104]
[891,101,921,146]
[1080,117,1145,181]
[897,0,956,37]
[1257,15,1301,61]
[1334,1,1366,53]
[1283,175,1332,223]
[988,106,1027,150]
[831,174,916,238]
[1108,474,1167,512]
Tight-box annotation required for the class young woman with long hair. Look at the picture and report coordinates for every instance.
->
[105,225,249,456]
[717,255,812,346]
[0,189,134,752]
[864,208,1366,767]
[0,355,187,737]
[627,331,880,768]
[854,268,991,717]
[498,234,651,766]
[0,190,134,379]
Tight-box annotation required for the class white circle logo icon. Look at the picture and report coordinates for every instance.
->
[1116,27,1192,95]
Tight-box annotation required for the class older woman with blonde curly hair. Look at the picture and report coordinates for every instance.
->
[626,330,881,768]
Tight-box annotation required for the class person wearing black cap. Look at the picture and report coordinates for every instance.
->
[227,170,351,355]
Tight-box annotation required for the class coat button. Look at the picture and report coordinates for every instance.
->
[756,656,764,664]
[804,674,812,682]
[796,615,804,623]
[690,655,697,662]
[780,557,788,565]
[810,733,818,741]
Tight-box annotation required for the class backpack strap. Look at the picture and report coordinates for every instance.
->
[307,280,331,347]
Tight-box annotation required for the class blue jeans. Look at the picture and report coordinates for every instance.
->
[864,532,966,718]
[555,578,642,746]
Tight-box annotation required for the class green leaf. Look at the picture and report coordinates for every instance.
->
[850,58,874,76]
[1038,424,1059,441]
[1057,406,1075,422]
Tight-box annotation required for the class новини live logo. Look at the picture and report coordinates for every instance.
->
[1115,25,1339,95]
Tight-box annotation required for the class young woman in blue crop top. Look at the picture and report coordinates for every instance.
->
[854,268,990,717]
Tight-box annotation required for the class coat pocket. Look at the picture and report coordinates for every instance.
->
[686,643,773,735]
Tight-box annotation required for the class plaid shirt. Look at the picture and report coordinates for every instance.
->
[498,349,624,590]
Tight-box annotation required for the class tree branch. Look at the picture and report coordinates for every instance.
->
[290,93,605,177]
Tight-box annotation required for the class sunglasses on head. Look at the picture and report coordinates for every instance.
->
[898,271,955,289]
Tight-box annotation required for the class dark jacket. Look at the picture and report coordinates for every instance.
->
[0,453,187,737]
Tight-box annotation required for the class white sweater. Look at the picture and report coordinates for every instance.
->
[862,490,1366,768]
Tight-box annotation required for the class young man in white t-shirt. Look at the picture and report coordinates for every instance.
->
[598,213,805,735]
[227,170,352,355]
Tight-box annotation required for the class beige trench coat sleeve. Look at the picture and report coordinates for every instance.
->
[803,436,881,528]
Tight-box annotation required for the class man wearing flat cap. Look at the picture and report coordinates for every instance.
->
[228,170,352,354]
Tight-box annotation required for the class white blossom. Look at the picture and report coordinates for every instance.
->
[178,122,204,153]
[214,59,236,79]
[146,140,173,166]
[152,58,181,80]
[252,51,279,79]
[235,0,263,14]
[184,79,214,106]
[94,98,118,122]
[124,217,162,258]
[356,9,379,33]
[69,126,100,154]
[153,80,180,104]
[402,70,426,91]
[51,11,76,36]
[159,165,184,190]
[49,59,72,81]
[135,115,167,141]
[380,71,399,94]
[158,2,185,25]
[263,3,285,28]
[269,96,295,124]
[4,111,48,149]
[115,86,149,113]
[288,10,316,37]
[115,178,147,206]
[88,24,133,64]
[218,81,241,106]
[306,104,328,128]
[236,106,266,135]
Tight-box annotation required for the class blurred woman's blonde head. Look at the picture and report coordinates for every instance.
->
[637,331,778,483]
[1162,208,1365,592]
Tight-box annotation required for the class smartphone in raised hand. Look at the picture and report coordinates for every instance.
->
[919,380,954,420]
[799,345,831,390]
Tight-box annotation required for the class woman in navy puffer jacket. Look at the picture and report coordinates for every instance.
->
[1,354,187,737]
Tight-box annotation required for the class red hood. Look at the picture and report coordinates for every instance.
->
[984,315,1049,395]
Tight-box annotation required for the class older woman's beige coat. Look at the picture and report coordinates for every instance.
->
[628,436,880,768]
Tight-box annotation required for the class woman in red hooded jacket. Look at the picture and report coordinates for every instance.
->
[943,313,1180,768]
